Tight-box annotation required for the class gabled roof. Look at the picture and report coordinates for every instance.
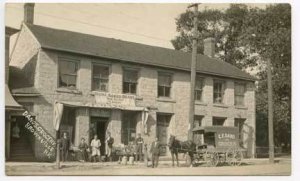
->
[25,24,255,81]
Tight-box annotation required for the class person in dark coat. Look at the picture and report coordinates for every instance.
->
[135,133,144,162]
[105,132,114,162]
[78,137,88,162]
[150,137,161,168]
[60,132,70,162]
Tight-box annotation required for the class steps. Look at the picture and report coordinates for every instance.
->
[9,137,35,162]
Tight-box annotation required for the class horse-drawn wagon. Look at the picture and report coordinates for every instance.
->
[168,126,244,167]
[190,126,244,166]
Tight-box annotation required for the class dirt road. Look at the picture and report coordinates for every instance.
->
[6,161,291,176]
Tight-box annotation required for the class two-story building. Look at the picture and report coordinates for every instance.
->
[7,4,256,161]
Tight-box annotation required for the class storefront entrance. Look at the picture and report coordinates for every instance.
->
[90,117,108,155]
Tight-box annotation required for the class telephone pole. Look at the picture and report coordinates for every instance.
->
[267,57,275,163]
[188,3,199,140]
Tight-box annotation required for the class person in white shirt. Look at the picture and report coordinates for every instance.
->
[90,134,101,162]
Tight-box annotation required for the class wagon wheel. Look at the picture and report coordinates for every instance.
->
[226,148,243,166]
[204,151,219,167]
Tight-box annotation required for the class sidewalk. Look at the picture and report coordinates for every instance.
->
[5,156,291,167]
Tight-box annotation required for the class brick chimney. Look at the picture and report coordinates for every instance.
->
[24,3,35,24]
[203,37,215,58]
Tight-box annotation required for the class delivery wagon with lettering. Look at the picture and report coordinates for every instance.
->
[190,126,245,167]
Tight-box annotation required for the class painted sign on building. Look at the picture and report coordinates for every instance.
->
[94,92,136,109]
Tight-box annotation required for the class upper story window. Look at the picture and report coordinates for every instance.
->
[123,69,138,94]
[193,115,203,128]
[158,73,172,97]
[58,59,79,89]
[92,64,109,91]
[213,80,225,104]
[213,117,226,126]
[234,82,246,106]
[195,76,204,101]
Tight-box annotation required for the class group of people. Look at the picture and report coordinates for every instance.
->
[60,132,114,162]
[134,133,162,168]
[60,132,162,168]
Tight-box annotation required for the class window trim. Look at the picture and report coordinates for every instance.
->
[91,63,110,92]
[157,72,173,98]
[57,57,80,89]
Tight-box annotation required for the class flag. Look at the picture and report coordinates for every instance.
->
[53,101,64,131]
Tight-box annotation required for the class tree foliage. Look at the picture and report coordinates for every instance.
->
[172,4,291,149]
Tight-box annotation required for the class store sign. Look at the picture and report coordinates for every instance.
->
[94,92,136,109]
[216,132,238,148]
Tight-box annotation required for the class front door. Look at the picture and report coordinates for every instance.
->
[157,114,171,156]
[90,117,108,155]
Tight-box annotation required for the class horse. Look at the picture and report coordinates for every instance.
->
[168,135,196,167]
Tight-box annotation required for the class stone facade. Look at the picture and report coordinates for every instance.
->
[9,25,256,161]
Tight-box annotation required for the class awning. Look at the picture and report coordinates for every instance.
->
[5,84,23,110]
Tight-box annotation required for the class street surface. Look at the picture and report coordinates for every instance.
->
[5,158,291,176]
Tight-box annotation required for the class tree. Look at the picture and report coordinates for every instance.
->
[172,4,291,151]
[240,4,291,149]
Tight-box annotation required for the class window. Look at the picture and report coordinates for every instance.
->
[234,118,245,147]
[212,117,226,126]
[158,73,172,97]
[58,59,78,89]
[235,83,246,106]
[92,64,109,91]
[121,112,137,145]
[193,115,203,128]
[123,69,138,94]
[195,76,204,101]
[213,80,225,103]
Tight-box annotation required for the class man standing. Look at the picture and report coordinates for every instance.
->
[150,137,160,168]
[60,132,70,162]
[135,133,144,162]
[91,134,101,162]
[105,132,114,162]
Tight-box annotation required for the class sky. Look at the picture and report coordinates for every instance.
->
[5,3,267,49]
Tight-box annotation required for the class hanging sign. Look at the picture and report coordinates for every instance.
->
[94,92,136,109]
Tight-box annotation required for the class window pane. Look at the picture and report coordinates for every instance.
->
[214,93,222,103]
[59,60,77,74]
[158,86,164,97]
[129,83,137,94]
[213,118,225,126]
[165,87,170,97]
[195,90,202,101]
[158,74,171,86]
[235,83,245,95]
[123,82,130,93]
[124,70,138,83]
[235,95,244,106]
[195,76,203,90]
[213,80,224,103]
[194,115,203,127]
[93,65,109,79]
[59,74,76,88]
